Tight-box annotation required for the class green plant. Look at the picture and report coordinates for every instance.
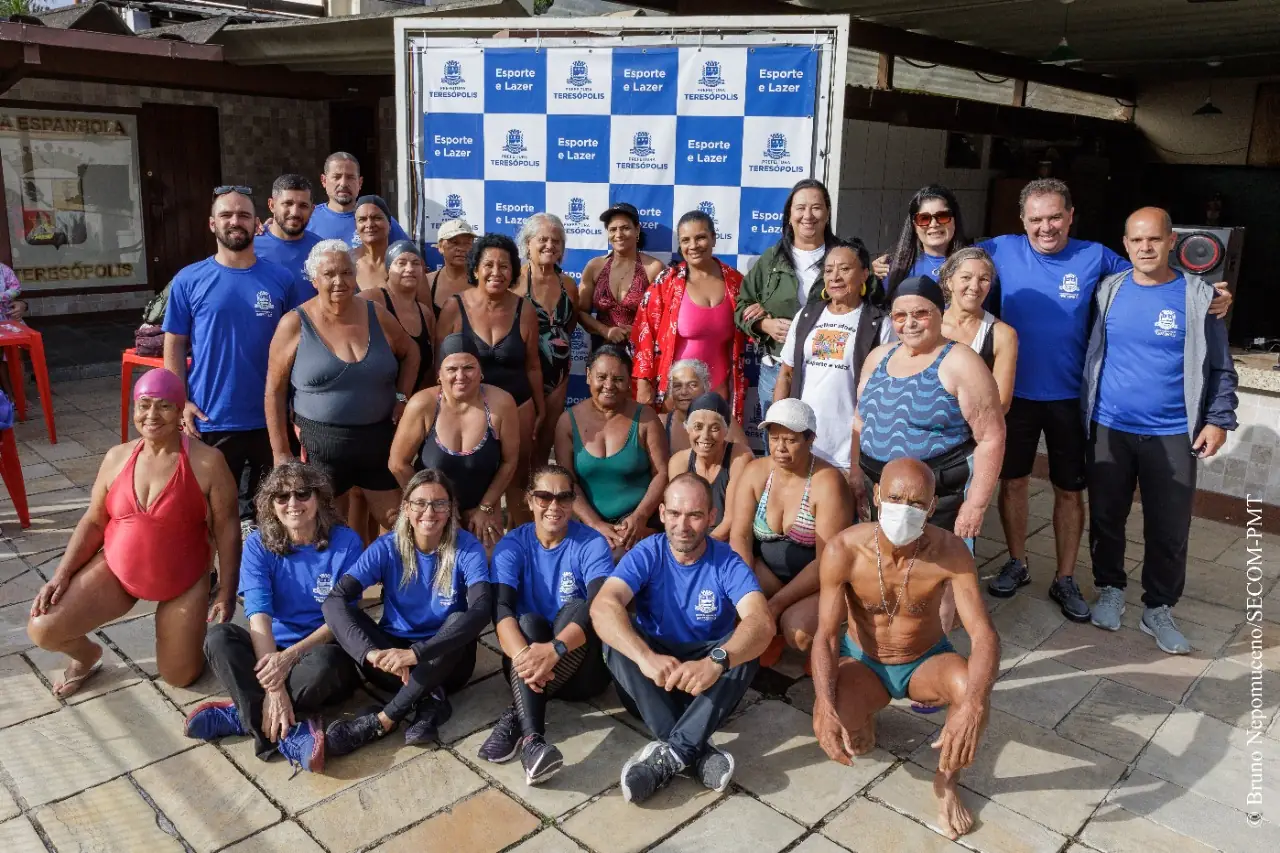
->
[0,0,49,16]
[533,0,555,15]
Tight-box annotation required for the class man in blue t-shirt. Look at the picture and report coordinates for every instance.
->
[163,187,301,523]
[982,179,1232,623]
[254,174,322,301]
[1080,208,1237,655]
[591,474,773,805]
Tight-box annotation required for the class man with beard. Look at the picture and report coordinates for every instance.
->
[255,174,322,300]
[591,473,774,805]
[164,187,300,525]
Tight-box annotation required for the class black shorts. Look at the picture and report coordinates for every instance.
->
[1000,397,1087,491]
[295,415,400,495]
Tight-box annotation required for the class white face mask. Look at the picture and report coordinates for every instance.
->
[877,501,928,547]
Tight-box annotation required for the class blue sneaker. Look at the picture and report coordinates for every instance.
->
[278,719,325,775]
[184,700,245,740]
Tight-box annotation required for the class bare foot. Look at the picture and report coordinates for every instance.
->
[847,716,877,756]
[54,645,105,699]
[934,770,973,839]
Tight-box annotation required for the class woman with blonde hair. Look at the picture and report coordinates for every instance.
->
[321,469,490,756]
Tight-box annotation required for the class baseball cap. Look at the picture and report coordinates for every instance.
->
[760,398,818,435]
[437,219,477,241]
[600,201,640,226]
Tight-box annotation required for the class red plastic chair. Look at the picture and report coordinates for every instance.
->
[0,427,31,528]
[0,321,57,445]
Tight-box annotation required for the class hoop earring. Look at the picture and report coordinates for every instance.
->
[819,286,829,301]
[860,281,867,297]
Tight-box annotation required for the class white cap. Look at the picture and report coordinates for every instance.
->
[760,398,817,435]
[437,219,477,241]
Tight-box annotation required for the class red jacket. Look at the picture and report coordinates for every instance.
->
[630,259,747,424]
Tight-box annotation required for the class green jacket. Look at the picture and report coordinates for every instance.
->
[734,243,821,359]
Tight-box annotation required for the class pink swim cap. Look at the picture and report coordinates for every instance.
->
[132,368,186,407]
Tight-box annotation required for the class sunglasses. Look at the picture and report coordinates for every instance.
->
[406,498,452,513]
[213,185,253,197]
[912,211,954,227]
[891,308,936,324]
[530,490,575,507]
[272,488,315,505]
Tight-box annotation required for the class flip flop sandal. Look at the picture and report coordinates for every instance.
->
[54,660,103,699]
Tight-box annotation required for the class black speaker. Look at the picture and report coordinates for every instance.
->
[1172,225,1245,330]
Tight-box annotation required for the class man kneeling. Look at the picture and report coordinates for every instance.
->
[811,458,999,839]
[591,474,774,804]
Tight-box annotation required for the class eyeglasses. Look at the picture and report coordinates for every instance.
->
[213,185,253,197]
[912,211,954,227]
[891,308,936,324]
[406,498,452,514]
[530,490,575,507]
[272,488,315,505]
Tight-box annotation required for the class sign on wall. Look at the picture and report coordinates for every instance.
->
[0,107,148,289]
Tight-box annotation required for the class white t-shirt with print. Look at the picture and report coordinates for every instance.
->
[782,304,863,470]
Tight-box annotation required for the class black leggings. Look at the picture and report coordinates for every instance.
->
[503,605,611,737]
[332,607,477,723]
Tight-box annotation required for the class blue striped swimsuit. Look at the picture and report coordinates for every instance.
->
[858,342,970,463]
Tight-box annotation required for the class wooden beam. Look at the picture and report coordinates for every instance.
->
[1012,78,1027,108]
[876,53,893,90]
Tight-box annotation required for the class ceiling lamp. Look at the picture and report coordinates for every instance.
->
[1193,63,1224,116]
[1045,0,1082,65]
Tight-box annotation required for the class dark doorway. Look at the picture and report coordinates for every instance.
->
[329,101,380,196]
[138,103,221,291]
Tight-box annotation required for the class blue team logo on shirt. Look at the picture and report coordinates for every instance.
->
[502,129,527,155]
[311,573,333,603]
[442,194,466,220]
[1155,309,1179,337]
[630,131,655,158]
[1059,273,1080,299]
[566,197,589,224]
[699,60,724,88]
[568,60,591,88]
[442,59,464,86]
[695,588,719,622]
[764,133,789,160]
[253,290,275,318]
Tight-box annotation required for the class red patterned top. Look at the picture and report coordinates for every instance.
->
[592,253,647,331]
[630,259,746,425]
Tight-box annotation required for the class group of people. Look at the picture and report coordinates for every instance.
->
[19,155,1240,839]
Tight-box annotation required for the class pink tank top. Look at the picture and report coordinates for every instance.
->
[673,288,734,392]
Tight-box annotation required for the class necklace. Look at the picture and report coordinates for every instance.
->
[874,525,919,625]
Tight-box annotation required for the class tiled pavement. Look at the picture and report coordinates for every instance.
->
[1,375,1278,853]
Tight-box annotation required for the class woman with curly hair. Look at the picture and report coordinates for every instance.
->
[185,462,365,774]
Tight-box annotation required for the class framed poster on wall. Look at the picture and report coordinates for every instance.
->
[0,105,147,289]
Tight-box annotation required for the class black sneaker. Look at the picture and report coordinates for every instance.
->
[404,688,452,746]
[693,745,734,792]
[325,713,388,757]
[621,741,681,804]
[1049,575,1091,622]
[520,734,564,785]
[987,557,1030,598]
[477,705,522,764]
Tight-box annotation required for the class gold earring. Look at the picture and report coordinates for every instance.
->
[819,286,829,301]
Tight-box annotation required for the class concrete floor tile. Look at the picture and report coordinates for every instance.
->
[1184,658,1278,730]
[561,777,722,853]
[0,653,59,729]
[470,641,504,684]
[0,682,190,806]
[1036,621,1212,702]
[909,708,1127,836]
[1120,584,1244,633]
[21,438,93,464]
[0,779,16,821]
[0,602,34,657]
[0,571,41,608]
[1138,708,1280,812]
[438,673,510,745]
[26,641,142,706]
[0,817,44,852]
[154,664,223,707]
[1053,680,1173,763]
[713,699,892,824]
[222,821,325,853]
[507,828,587,853]
[0,546,27,585]
[370,788,540,853]
[1104,769,1280,853]
[297,750,485,853]
[941,630,1030,675]
[33,778,183,852]
[868,762,1065,853]
[53,456,107,488]
[823,796,966,852]
[1179,558,1276,608]
[1223,618,1280,671]
[991,656,1099,729]
[457,699,649,818]
[133,745,282,853]
[15,460,57,480]
[1080,804,1217,853]
[789,833,851,853]
[989,595,1067,651]
[649,795,804,853]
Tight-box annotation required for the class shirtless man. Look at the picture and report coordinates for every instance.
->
[811,457,1000,839]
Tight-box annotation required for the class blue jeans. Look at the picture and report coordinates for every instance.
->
[756,360,780,452]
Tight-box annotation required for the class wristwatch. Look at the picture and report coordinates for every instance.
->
[551,639,568,658]
[478,503,496,515]
[709,647,730,672]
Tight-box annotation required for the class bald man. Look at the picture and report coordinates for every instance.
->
[1080,206,1238,654]
[811,457,999,840]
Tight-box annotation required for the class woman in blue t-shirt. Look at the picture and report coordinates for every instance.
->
[186,462,364,773]
[321,468,491,756]
[872,185,972,302]
[476,464,614,785]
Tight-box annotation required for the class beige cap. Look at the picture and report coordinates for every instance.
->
[437,219,477,241]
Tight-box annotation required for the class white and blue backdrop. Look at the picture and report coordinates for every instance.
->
[397,17,849,437]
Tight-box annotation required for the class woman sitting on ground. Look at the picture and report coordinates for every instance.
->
[321,469,490,755]
[667,393,752,542]
[28,369,240,693]
[555,344,668,560]
[389,333,520,550]
[186,462,364,773]
[659,358,750,455]
[476,464,614,785]
[730,399,853,663]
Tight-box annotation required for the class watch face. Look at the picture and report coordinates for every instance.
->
[711,648,727,662]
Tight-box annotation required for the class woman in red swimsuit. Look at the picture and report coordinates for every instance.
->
[28,369,241,695]
[578,202,666,352]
